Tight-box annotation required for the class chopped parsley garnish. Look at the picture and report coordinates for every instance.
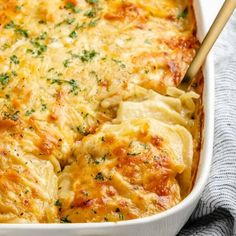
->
[65,2,74,9]
[12,71,17,76]
[41,104,47,111]
[115,208,124,220]
[10,55,20,65]
[15,5,22,11]
[94,160,100,165]
[4,21,29,37]
[177,7,188,19]
[3,111,20,121]
[26,49,34,54]
[112,59,126,68]
[75,22,86,30]
[68,79,78,93]
[95,172,104,181]
[63,59,71,67]
[0,73,10,86]
[77,126,90,136]
[48,68,55,72]
[15,28,29,38]
[30,40,47,56]
[81,112,89,119]
[86,0,99,4]
[66,18,76,24]
[69,30,77,39]
[11,111,20,121]
[127,152,141,156]
[119,212,124,220]
[2,43,10,50]
[80,50,97,62]
[55,199,62,207]
[91,154,106,165]
[61,216,71,223]
[84,8,97,18]
[48,78,79,94]
[88,18,100,27]
[37,32,48,40]
[4,21,16,29]
[64,2,81,13]
[101,154,107,161]
[25,109,35,116]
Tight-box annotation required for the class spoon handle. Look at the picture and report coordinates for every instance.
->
[182,0,236,86]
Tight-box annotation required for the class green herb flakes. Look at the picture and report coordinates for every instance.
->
[25,109,35,116]
[77,126,90,136]
[95,172,104,181]
[0,73,10,86]
[30,40,47,56]
[68,79,78,93]
[69,30,78,39]
[64,2,81,13]
[63,59,71,67]
[80,50,97,62]
[15,28,29,38]
[84,8,97,18]
[55,199,62,207]
[3,111,20,121]
[41,104,47,111]
[61,216,71,223]
[66,18,76,25]
[10,55,20,65]
[177,7,188,19]
[86,0,99,4]
[4,21,16,29]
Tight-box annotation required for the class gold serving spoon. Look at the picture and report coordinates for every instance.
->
[179,0,236,91]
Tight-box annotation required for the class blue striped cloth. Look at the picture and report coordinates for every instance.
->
[179,11,236,236]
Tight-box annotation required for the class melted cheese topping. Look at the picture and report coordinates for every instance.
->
[0,0,201,223]
[59,118,193,222]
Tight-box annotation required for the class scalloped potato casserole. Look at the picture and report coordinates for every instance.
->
[0,0,203,223]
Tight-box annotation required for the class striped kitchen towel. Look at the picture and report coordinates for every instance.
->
[179,10,236,236]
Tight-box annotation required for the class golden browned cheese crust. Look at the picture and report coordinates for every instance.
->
[0,0,201,223]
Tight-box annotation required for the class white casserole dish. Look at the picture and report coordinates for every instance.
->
[0,0,217,235]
